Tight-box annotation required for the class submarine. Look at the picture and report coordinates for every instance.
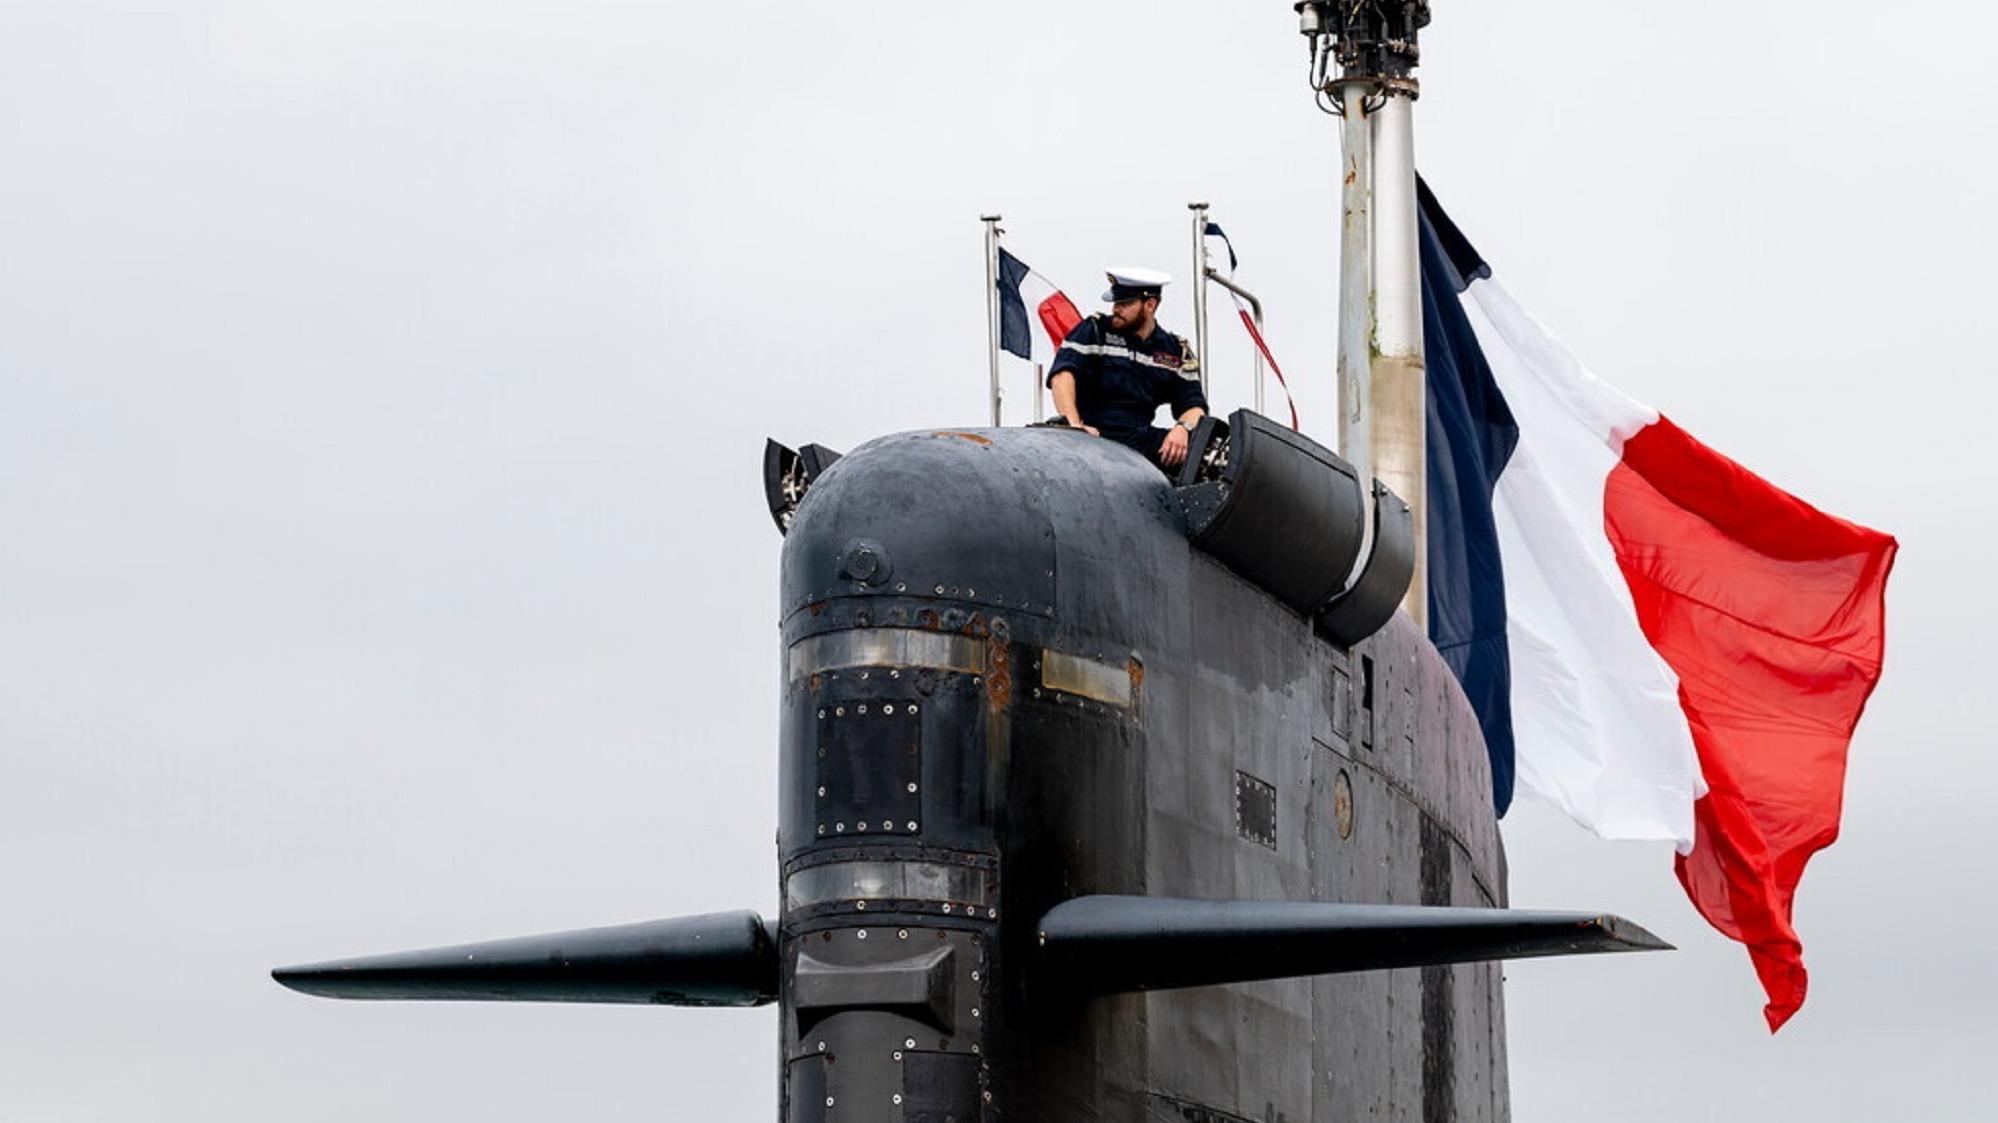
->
[276,413,1667,1122]
[272,5,1673,1119]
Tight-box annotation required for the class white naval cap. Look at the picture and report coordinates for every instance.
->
[1101,266,1172,303]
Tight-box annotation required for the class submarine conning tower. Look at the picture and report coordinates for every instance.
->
[770,416,1516,1122]
[268,413,1668,1123]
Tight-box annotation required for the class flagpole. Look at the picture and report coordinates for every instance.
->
[1188,202,1211,399]
[981,214,1003,427]
[1034,363,1044,422]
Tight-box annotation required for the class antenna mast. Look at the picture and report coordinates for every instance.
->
[1297,1,1430,628]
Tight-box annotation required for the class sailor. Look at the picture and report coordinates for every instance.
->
[1047,267,1209,472]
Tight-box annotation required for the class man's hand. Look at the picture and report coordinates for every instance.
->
[1050,372,1096,435]
[1159,422,1189,468]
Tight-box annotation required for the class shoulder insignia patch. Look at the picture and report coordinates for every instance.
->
[1177,342,1201,379]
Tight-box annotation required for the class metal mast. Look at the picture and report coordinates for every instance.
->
[1297,0,1431,628]
[981,214,1004,427]
[1188,202,1212,399]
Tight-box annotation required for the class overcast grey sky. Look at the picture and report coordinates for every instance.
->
[2,1,1993,1119]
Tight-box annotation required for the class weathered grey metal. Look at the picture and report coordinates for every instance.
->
[1189,201,1211,398]
[787,860,994,910]
[780,428,1059,622]
[790,628,987,682]
[1369,92,1428,629]
[1336,78,1375,563]
[794,940,966,1033]
[767,427,1657,1122]
[1042,648,1135,708]
[271,912,778,1006]
[982,215,1003,426]
[1307,0,1431,625]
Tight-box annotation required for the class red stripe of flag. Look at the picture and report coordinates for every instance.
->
[1604,417,1897,1030]
[1037,291,1080,351]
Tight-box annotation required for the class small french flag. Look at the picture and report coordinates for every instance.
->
[996,248,1082,365]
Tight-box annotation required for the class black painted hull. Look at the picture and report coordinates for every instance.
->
[776,427,1507,1123]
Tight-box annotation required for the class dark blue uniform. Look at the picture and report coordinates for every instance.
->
[1046,314,1208,466]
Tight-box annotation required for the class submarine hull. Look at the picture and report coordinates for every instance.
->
[776,426,1509,1123]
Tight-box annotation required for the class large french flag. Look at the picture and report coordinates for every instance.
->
[1420,181,1897,1030]
[996,247,1082,365]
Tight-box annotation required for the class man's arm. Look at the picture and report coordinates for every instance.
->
[1157,405,1205,468]
[1049,371,1099,436]
[1157,345,1210,468]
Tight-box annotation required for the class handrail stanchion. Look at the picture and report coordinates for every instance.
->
[1205,268,1266,417]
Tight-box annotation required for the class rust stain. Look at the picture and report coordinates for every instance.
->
[932,430,993,446]
[1333,768,1355,841]
[983,634,1013,714]
[807,602,826,617]
[809,672,824,693]
[917,608,940,630]
[961,613,989,639]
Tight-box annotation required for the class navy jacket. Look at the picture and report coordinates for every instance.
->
[1046,315,1208,457]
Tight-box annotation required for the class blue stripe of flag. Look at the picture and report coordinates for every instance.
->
[995,248,1033,361]
[1419,179,1520,814]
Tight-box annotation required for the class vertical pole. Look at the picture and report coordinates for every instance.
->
[1188,202,1210,398]
[981,214,1003,427]
[1336,83,1376,561]
[1249,288,1266,417]
[1370,94,1426,628]
[1034,362,1045,422]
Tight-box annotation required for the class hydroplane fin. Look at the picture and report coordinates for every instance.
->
[271,910,777,1006]
[1036,896,1669,994]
